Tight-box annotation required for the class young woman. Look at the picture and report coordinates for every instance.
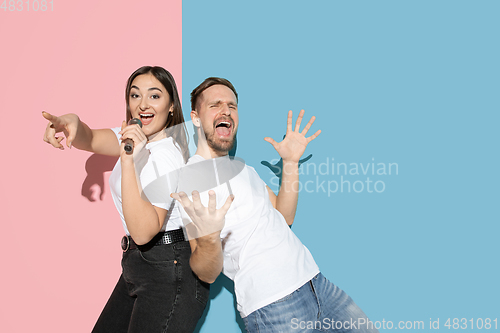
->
[42,66,209,332]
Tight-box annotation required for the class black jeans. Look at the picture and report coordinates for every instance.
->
[92,240,209,333]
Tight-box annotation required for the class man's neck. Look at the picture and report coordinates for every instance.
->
[195,144,229,160]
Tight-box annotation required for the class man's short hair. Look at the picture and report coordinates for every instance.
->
[190,77,239,111]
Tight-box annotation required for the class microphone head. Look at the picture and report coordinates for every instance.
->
[128,118,143,128]
[124,144,133,153]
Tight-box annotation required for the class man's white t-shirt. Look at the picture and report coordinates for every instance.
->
[109,127,185,235]
[180,155,319,317]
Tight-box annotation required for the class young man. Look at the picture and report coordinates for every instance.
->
[173,78,378,333]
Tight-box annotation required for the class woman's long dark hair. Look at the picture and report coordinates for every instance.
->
[125,66,189,162]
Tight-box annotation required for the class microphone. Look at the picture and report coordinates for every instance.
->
[124,118,143,154]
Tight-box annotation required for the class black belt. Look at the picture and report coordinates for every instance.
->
[121,229,186,252]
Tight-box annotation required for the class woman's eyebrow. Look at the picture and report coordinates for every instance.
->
[130,85,163,93]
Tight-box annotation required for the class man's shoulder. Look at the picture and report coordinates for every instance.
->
[186,154,205,166]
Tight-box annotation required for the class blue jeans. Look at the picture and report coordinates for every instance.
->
[243,273,379,333]
[92,240,209,333]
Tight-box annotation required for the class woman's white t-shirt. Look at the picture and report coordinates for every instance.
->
[108,127,185,235]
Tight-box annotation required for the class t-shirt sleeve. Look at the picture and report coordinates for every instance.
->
[110,127,121,143]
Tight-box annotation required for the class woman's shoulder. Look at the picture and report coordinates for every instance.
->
[149,137,186,165]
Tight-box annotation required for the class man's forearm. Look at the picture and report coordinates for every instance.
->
[276,160,299,225]
[190,234,223,284]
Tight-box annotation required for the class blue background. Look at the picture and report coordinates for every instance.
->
[183,1,499,332]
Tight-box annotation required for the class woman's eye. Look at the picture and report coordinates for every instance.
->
[151,94,160,99]
[130,93,139,99]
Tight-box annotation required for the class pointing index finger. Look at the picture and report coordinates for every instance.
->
[42,111,55,122]
[42,111,61,128]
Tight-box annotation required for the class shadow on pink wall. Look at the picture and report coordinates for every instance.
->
[82,154,118,202]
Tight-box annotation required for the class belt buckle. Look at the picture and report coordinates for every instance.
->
[121,235,130,252]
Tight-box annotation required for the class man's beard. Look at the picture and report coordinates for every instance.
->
[205,130,236,155]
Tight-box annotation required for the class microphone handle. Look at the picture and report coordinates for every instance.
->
[123,118,143,155]
[124,138,134,154]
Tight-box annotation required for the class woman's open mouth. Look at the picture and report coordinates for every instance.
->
[139,113,155,125]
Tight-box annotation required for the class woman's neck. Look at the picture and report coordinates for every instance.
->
[147,129,167,142]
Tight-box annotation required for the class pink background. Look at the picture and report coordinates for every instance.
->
[0,1,182,331]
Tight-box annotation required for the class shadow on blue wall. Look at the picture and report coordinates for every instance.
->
[194,274,246,333]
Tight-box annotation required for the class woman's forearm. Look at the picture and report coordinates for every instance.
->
[121,159,165,244]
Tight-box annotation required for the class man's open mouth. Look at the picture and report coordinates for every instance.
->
[215,120,232,137]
